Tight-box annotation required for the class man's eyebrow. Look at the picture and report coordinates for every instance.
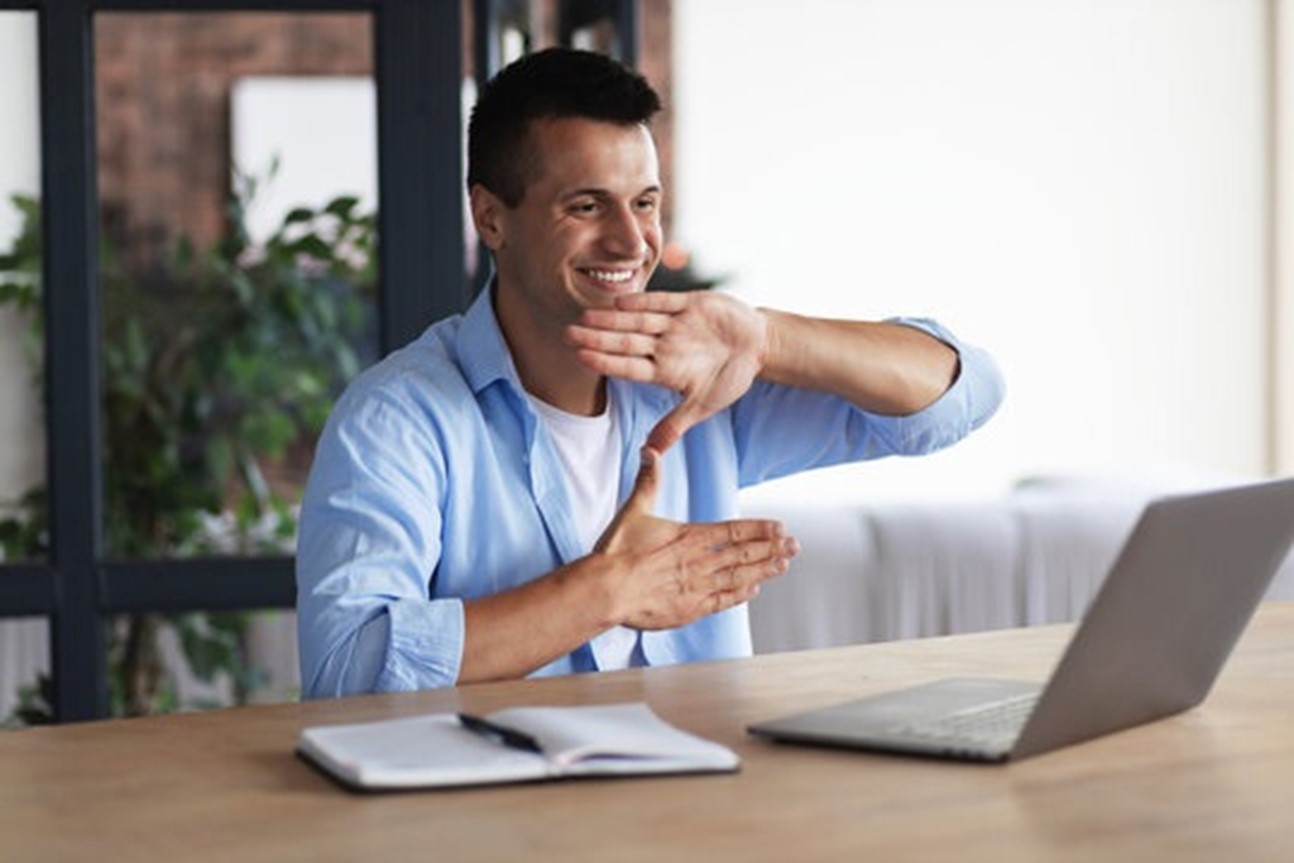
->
[560,185,662,201]
[560,188,611,201]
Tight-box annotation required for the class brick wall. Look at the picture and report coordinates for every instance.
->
[641,1,676,238]
[94,2,675,273]
[95,12,374,270]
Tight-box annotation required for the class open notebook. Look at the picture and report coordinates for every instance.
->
[298,701,739,790]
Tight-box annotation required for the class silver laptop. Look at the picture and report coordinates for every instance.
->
[748,477,1294,763]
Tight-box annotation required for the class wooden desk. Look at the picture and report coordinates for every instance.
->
[4,602,1292,862]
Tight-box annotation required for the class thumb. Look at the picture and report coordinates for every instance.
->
[646,401,704,453]
[625,446,663,516]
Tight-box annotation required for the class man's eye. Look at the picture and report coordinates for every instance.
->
[571,201,600,215]
[636,198,658,212]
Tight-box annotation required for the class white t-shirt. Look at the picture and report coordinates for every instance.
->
[528,393,644,670]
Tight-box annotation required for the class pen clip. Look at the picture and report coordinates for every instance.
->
[457,712,544,754]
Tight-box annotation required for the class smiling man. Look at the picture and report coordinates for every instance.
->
[295,49,1004,698]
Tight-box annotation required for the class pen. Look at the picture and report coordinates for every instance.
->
[457,712,544,753]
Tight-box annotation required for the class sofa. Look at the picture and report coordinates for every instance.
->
[744,474,1294,654]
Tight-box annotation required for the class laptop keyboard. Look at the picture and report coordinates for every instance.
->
[891,692,1041,752]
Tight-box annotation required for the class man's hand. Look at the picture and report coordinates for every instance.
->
[595,447,799,630]
[567,291,768,452]
[460,447,797,683]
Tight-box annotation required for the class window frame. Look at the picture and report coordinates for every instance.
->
[0,0,639,723]
[0,0,464,721]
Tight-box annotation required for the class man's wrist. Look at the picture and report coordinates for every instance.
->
[755,307,787,382]
[562,552,628,630]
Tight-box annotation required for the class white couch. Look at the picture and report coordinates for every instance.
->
[744,475,1294,654]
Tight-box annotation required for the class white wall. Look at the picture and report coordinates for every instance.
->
[0,12,44,507]
[1278,1,1294,473]
[230,76,377,243]
[675,0,1270,503]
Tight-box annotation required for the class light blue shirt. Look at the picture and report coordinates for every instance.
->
[296,288,1004,698]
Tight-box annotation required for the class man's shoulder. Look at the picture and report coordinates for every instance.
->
[337,315,477,416]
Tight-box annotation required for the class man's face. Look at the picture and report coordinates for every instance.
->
[479,116,663,331]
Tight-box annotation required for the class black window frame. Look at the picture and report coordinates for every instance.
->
[0,0,638,722]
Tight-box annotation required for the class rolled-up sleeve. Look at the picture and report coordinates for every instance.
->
[731,317,1004,486]
[296,387,464,698]
[868,316,1005,454]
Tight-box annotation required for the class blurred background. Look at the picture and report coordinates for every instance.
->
[2,0,1291,722]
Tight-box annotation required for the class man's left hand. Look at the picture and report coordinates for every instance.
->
[567,291,768,452]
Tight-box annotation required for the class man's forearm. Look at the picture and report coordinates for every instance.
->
[757,309,959,416]
[460,556,618,684]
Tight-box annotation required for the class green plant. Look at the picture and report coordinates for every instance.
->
[0,166,375,719]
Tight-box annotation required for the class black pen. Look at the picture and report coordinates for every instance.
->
[457,712,544,753]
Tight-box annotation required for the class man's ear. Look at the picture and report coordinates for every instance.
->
[469,185,507,252]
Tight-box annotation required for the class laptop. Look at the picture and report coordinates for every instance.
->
[748,477,1294,763]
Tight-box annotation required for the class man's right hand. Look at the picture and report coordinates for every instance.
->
[594,447,800,630]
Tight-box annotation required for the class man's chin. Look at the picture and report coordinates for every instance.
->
[575,287,635,311]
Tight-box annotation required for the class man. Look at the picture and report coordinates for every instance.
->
[296,48,1003,698]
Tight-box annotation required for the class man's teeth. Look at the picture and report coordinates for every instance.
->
[586,269,634,283]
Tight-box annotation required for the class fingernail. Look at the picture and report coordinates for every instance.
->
[785,538,800,555]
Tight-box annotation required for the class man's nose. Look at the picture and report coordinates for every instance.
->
[602,204,649,259]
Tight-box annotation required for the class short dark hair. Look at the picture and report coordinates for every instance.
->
[467,48,663,206]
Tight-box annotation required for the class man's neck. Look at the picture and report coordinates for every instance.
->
[523,361,607,416]
[492,287,607,416]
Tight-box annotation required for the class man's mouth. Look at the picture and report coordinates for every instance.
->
[581,268,637,285]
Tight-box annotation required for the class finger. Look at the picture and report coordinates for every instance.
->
[613,291,689,314]
[723,518,789,546]
[645,416,681,454]
[624,446,662,516]
[706,554,791,594]
[644,400,712,453]
[697,542,797,596]
[705,535,800,574]
[577,308,673,335]
[575,349,658,382]
[706,580,770,616]
[677,518,787,552]
[565,325,657,357]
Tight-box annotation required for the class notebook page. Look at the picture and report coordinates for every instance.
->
[490,703,739,773]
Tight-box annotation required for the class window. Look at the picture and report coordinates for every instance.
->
[0,0,465,722]
[95,12,378,564]
[1,0,648,723]
[0,8,52,727]
[0,10,46,564]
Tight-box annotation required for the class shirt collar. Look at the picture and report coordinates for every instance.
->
[455,280,678,424]
[456,281,523,396]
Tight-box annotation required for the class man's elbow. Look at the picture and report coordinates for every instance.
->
[299,610,391,699]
